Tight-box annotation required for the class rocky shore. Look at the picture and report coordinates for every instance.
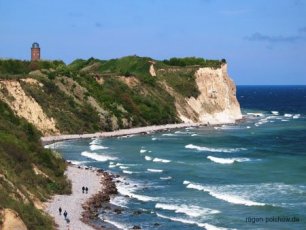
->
[81,169,118,229]
[44,164,119,230]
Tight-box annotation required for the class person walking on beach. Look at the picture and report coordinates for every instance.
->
[63,210,68,219]
[82,186,85,193]
[59,207,62,215]
[85,187,88,194]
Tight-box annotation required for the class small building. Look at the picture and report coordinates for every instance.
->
[31,42,40,61]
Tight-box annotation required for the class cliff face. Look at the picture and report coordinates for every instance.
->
[183,64,242,124]
[0,57,242,135]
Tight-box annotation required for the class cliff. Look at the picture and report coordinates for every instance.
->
[0,57,242,136]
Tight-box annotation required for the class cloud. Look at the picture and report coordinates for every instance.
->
[245,30,306,44]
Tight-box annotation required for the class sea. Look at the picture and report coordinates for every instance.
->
[47,86,306,230]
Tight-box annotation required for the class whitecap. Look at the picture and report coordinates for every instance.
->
[89,138,100,145]
[89,144,109,151]
[281,119,289,122]
[183,180,191,185]
[160,176,172,180]
[156,213,228,230]
[191,134,198,136]
[155,203,220,217]
[117,184,157,202]
[293,114,300,119]
[153,158,171,163]
[110,196,129,208]
[207,156,250,164]
[186,183,265,206]
[152,137,157,141]
[140,149,147,153]
[81,151,117,162]
[145,156,152,161]
[185,144,247,153]
[119,166,129,169]
[122,170,134,174]
[147,168,163,173]
[271,111,279,115]
[103,219,129,230]
[284,113,293,117]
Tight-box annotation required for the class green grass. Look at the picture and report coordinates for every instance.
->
[0,100,71,229]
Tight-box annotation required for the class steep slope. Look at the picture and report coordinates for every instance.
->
[0,56,242,134]
[186,64,242,124]
[0,101,70,229]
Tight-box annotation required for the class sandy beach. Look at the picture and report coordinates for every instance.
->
[45,165,105,230]
[41,123,204,144]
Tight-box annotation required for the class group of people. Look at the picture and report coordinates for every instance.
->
[82,186,89,194]
[58,207,69,223]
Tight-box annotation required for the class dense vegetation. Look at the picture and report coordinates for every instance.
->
[0,101,70,229]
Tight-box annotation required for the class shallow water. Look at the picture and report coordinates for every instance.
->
[51,86,306,230]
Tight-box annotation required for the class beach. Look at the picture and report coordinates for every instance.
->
[44,165,117,230]
[41,123,204,144]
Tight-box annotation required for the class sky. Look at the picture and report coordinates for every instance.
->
[0,0,306,85]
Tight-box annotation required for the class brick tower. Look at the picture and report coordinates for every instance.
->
[31,42,40,61]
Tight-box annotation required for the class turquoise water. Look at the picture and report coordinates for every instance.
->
[49,86,306,229]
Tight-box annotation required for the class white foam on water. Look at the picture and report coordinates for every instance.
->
[152,137,157,141]
[185,144,247,153]
[153,158,171,163]
[117,134,136,139]
[281,119,289,122]
[246,126,251,129]
[89,144,109,151]
[160,176,172,180]
[122,170,134,174]
[147,168,163,173]
[186,183,266,207]
[89,138,100,145]
[155,203,220,217]
[156,213,228,230]
[103,219,129,230]
[140,149,147,153]
[119,166,129,169]
[284,113,293,117]
[116,182,157,202]
[81,151,117,162]
[271,111,279,115]
[183,180,191,185]
[191,134,198,136]
[108,164,116,168]
[145,156,152,161]
[110,196,129,208]
[44,141,68,149]
[207,156,251,164]
[246,112,264,117]
[293,114,300,119]
[67,160,89,165]
[162,133,176,136]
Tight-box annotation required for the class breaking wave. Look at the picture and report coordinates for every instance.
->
[185,144,247,153]
[81,151,117,162]
[207,156,251,164]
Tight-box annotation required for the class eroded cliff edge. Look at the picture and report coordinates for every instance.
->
[176,64,242,124]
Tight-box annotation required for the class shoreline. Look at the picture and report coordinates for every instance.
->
[41,123,207,144]
[44,164,118,230]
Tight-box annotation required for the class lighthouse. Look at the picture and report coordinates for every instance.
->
[31,42,40,61]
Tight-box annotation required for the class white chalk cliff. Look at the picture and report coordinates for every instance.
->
[177,64,242,124]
